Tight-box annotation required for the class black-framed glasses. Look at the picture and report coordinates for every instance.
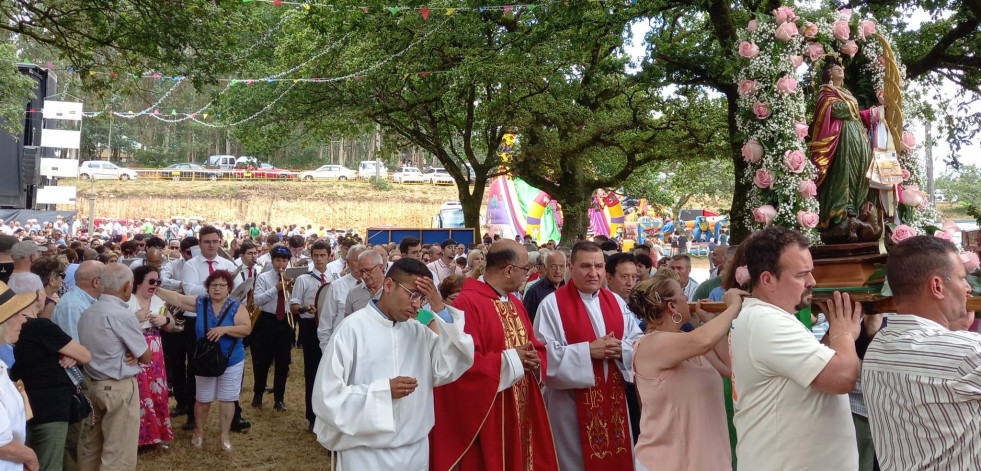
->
[209,283,228,288]
[147,279,161,286]
[509,264,532,273]
[360,264,383,277]
[396,281,428,305]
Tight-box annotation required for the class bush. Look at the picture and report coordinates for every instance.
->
[369,176,392,191]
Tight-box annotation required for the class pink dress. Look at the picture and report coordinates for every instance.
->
[137,327,173,445]
[632,333,731,471]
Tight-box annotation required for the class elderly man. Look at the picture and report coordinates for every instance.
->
[317,244,367,350]
[77,264,151,471]
[521,251,566,322]
[730,226,861,471]
[53,260,105,341]
[129,247,164,271]
[863,236,980,470]
[533,241,643,470]
[344,250,385,316]
[694,244,738,302]
[8,241,45,303]
[668,254,700,300]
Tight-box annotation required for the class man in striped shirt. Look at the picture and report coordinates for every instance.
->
[863,235,977,471]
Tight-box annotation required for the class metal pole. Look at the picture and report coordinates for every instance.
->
[87,193,95,235]
[374,125,382,180]
[924,121,935,202]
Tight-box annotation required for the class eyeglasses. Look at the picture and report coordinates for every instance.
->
[396,281,428,305]
[209,283,228,288]
[360,264,383,277]
[509,264,532,273]
[147,279,161,286]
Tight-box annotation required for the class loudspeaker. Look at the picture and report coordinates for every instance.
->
[0,140,25,208]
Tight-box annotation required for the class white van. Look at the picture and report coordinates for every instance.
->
[205,155,237,170]
[358,160,388,180]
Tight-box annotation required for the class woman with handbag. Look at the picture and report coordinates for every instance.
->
[9,273,91,471]
[127,266,177,450]
[156,269,251,452]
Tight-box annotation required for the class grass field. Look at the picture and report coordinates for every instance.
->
[137,349,330,471]
[61,180,461,230]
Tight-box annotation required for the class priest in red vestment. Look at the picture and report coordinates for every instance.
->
[431,240,559,471]
[532,241,642,471]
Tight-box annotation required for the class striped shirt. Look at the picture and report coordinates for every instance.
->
[862,314,981,471]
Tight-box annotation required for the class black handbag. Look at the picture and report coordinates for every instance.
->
[68,388,91,423]
[192,301,239,377]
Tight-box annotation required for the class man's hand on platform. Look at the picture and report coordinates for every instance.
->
[823,291,862,342]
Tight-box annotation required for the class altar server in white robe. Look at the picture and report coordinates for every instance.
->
[312,257,475,471]
[534,241,643,471]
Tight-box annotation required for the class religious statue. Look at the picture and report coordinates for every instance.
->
[809,59,884,244]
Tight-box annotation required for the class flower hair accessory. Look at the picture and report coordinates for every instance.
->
[734,266,751,287]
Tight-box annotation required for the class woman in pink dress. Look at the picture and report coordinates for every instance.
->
[128,265,178,449]
[627,269,746,471]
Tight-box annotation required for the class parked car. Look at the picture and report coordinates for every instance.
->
[358,160,388,180]
[433,201,465,228]
[423,167,455,185]
[78,161,138,181]
[392,166,425,184]
[299,164,357,181]
[205,154,237,169]
[234,162,295,180]
[162,163,219,181]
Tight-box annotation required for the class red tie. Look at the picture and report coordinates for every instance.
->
[207,260,215,274]
[275,291,286,320]
[249,268,254,278]
[320,273,327,284]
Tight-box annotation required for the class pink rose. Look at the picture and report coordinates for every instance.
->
[806,42,825,61]
[784,150,807,173]
[889,224,917,244]
[753,205,777,226]
[774,22,798,42]
[776,76,798,93]
[961,251,980,272]
[738,79,758,96]
[735,266,751,286]
[789,55,804,68]
[901,185,925,207]
[794,121,809,140]
[796,210,819,228]
[837,8,853,21]
[741,140,764,164]
[798,180,817,199]
[901,132,917,151]
[935,230,952,241]
[840,40,859,58]
[833,20,851,41]
[773,6,798,25]
[754,169,774,189]
[901,168,911,181]
[753,101,771,119]
[876,88,885,105]
[802,22,818,38]
[876,56,886,68]
[747,19,758,33]
[739,41,760,59]
[861,20,877,38]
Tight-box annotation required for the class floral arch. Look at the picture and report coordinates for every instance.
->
[734,6,940,243]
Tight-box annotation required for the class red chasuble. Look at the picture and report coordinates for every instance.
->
[430,278,559,471]
[553,281,633,471]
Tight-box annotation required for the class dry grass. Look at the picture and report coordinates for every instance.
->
[61,180,461,229]
[137,349,330,471]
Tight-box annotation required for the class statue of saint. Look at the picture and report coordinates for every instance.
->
[809,60,883,244]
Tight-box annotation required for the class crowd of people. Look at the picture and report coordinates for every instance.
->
[0,213,976,470]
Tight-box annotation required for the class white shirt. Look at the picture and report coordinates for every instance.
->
[863,315,981,471]
[317,274,359,351]
[291,268,329,319]
[730,298,856,471]
[0,363,26,471]
[532,288,642,471]
[159,258,185,291]
[179,255,239,317]
[325,258,346,282]
[254,270,286,314]
[313,302,474,471]
[681,277,700,300]
[126,295,167,330]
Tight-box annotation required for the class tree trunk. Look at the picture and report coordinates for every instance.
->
[557,194,591,246]
[725,92,752,244]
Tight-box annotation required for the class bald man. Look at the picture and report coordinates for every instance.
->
[431,240,559,470]
[53,260,105,340]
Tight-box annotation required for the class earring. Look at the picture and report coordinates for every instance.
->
[672,312,683,324]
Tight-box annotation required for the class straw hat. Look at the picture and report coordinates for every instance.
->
[0,282,37,325]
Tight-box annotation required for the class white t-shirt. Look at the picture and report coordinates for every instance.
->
[730,298,857,471]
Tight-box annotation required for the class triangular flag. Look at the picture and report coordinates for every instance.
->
[403,74,409,79]
[267,78,274,83]
[89,70,97,76]
[28,109,34,113]
[478,6,486,12]
[361,6,369,12]
[203,113,209,119]
[246,79,254,84]
[231,79,238,84]
[191,113,196,118]
[527,4,537,11]
[153,109,160,115]
[302,3,310,9]
[354,75,362,80]
[293,79,299,83]
[420,71,429,77]
[46,61,54,68]
[242,0,252,2]
[67,67,74,72]
[109,72,117,77]
[152,73,160,78]
[503,5,513,14]
[420,7,430,20]
[23,58,31,64]
[171,109,177,115]
[387,7,400,13]
[172,76,180,81]
[273,0,282,4]
[445,8,456,15]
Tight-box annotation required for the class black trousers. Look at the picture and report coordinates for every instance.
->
[298,317,322,426]
[625,382,641,444]
[251,312,294,402]
[161,323,198,417]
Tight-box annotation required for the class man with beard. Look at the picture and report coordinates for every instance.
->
[730,226,862,471]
